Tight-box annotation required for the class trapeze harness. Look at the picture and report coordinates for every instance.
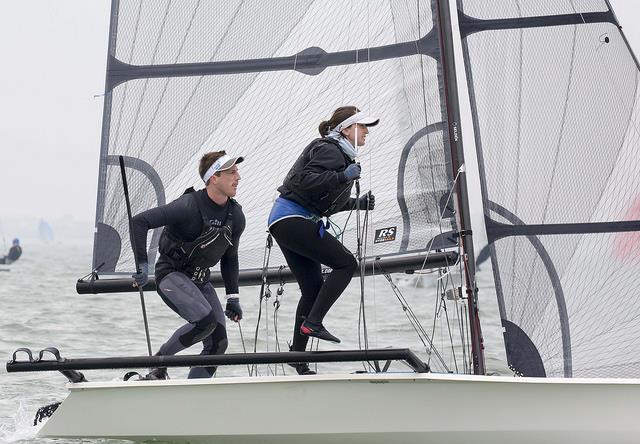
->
[277,137,355,217]
[156,190,237,285]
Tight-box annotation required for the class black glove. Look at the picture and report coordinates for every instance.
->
[340,163,361,182]
[357,191,375,210]
[132,262,149,288]
[225,296,243,322]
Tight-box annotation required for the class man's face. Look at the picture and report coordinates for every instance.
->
[211,165,241,197]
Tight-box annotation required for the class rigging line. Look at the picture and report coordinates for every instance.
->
[364,0,378,350]
[337,207,354,242]
[333,183,367,243]
[361,191,379,348]
[119,156,152,356]
[262,292,275,376]
[359,209,376,372]
[459,302,469,373]
[383,154,464,367]
[412,164,464,287]
[379,268,450,370]
[237,322,252,376]
[451,289,466,372]
[431,269,458,372]
[354,180,372,371]
[428,273,443,369]
[311,337,319,374]
[454,243,470,373]
[328,179,358,209]
[439,275,460,372]
[272,271,286,375]
[252,233,273,376]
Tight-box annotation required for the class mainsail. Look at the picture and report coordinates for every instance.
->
[459,0,640,377]
[91,0,461,280]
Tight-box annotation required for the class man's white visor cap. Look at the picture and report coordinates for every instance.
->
[333,111,380,133]
[202,155,244,183]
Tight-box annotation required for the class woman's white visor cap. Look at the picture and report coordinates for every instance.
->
[202,154,244,183]
[333,111,380,132]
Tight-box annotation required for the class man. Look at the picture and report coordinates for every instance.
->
[0,238,22,265]
[130,151,246,379]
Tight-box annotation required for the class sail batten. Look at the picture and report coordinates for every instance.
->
[106,35,443,91]
[458,10,616,37]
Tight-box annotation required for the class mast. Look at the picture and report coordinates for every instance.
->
[434,0,485,374]
[92,0,119,271]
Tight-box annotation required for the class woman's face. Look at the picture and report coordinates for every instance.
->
[341,123,369,147]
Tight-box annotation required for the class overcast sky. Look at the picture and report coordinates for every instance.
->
[0,1,639,224]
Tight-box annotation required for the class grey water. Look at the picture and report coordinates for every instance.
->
[0,237,509,443]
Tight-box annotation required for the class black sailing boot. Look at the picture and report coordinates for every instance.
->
[123,366,169,381]
[287,346,317,375]
[141,367,169,380]
[288,362,317,375]
[299,319,341,343]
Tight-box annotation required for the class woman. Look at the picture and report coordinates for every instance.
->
[268,106,377,374]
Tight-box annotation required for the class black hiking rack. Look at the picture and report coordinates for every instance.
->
[76,251,458,294]
[7,347,430,382]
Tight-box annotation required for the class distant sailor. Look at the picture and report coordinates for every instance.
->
[0,238,22,265]
[268,106,377,375]
[131,151,246,379]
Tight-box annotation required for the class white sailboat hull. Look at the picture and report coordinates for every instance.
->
[39,372,640,443]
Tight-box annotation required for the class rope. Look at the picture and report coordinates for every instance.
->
[378,264,451,371]
[237,322,252,376]
[354,181,377,372]
[272,266,287,375]
[252,233,273,376]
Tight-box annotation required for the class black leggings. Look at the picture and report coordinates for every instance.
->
[270,217,357,351]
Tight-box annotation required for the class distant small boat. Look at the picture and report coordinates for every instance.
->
[38,219,54,243]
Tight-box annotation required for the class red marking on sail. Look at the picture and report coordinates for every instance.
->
[613,197,640,261]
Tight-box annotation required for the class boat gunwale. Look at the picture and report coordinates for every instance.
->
[66,371,640,390]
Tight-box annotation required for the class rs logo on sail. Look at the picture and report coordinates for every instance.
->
[374,227,397,243]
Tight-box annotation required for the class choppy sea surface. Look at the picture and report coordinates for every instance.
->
[0,238,509,443]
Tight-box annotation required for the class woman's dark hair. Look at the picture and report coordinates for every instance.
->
[318,106,360,137]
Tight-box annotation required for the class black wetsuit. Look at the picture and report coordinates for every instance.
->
[132,189,245,378]
[278,138,357,216]
[271,139,359,352]
[0,245,22,264]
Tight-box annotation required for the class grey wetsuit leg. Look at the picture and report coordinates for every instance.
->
[187,282,228,379]
[156,272,223,356]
